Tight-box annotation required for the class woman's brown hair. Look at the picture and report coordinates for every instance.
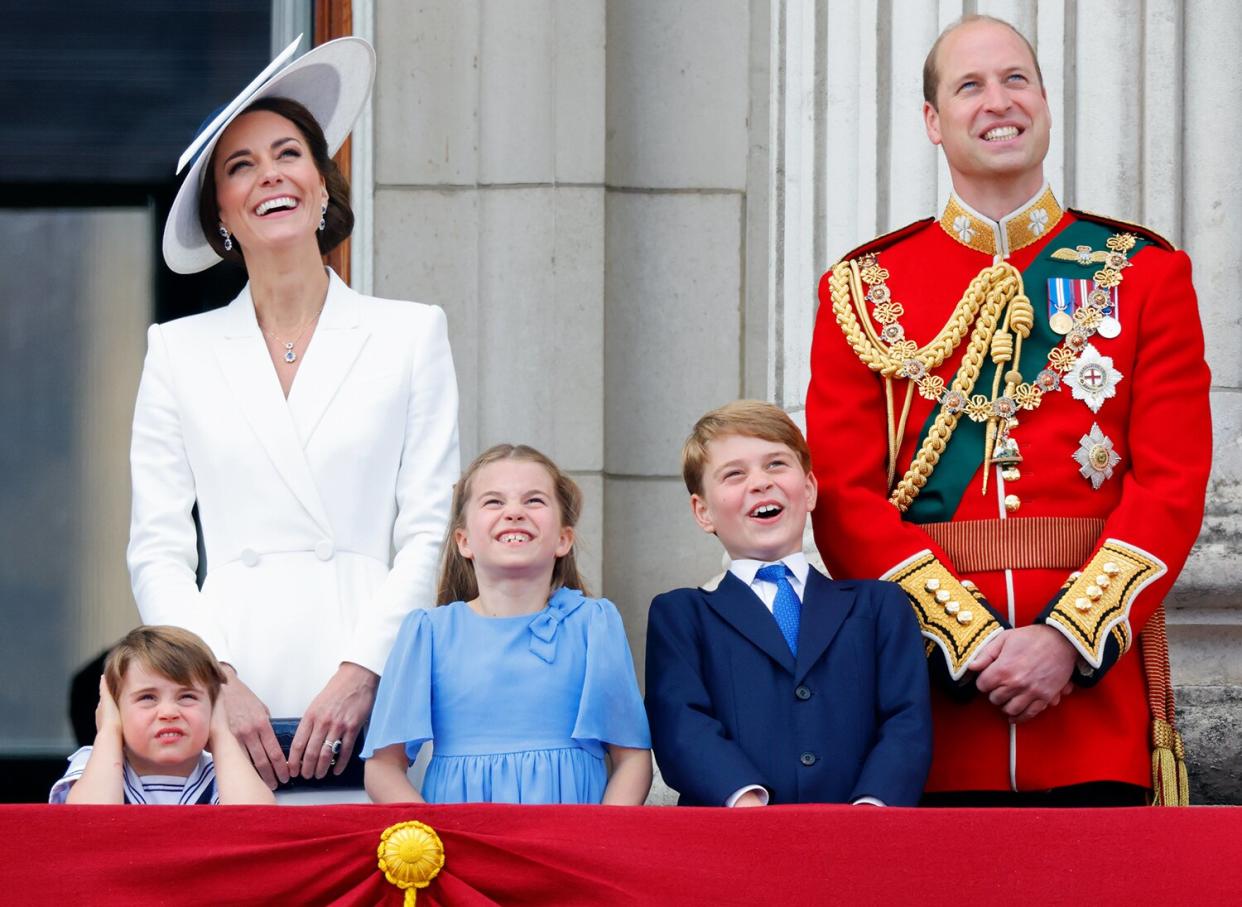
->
[436,444,590,604]
[197,96,354,264]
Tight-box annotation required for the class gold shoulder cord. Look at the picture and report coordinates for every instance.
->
[831,231,1135,514]
[830,261,1022,511]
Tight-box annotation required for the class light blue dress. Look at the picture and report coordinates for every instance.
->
[362,587,651,804]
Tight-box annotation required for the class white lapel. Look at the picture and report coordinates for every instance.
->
[212,283,333,535]
[287,269,371,448]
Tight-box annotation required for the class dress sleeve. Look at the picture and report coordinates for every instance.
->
[571,599,652,754]
[48,746,92,804]
[342,305,460,675]
[361,609,435,761]
[127,323,231,662]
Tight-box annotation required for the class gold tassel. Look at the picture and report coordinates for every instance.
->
[1140,605,1189,806]
[1150,718,1188,807]
[1175,730,1190,807]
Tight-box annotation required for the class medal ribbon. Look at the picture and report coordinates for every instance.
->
[905,220,1147,524]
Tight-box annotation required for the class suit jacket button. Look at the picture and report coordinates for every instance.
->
[794,685,812,701]
[240,548,259,567]
[315,540,335,561]
[799,752,817,766]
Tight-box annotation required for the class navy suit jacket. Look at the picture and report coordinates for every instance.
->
[645,567,931,806]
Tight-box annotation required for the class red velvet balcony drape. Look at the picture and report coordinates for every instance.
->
[6,803,1238,905]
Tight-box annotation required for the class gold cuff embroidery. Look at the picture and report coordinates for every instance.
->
[1045,539,1167,668]
[883,550,1004,681]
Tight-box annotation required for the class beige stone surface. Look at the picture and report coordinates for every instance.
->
[479,1,556,184]
[1172,390,1242,605]
[601,476,725,685]
[475,187,604,470]
[572,472,604,597]
[478,0,605,184]
[375,0,480,186]
[605,0,749,190]
[1177,686,1242,804]
[604,191,744,476]
[374,187,480,451]
[552,0,607,184]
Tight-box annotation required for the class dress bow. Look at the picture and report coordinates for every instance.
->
[527,586,586,663]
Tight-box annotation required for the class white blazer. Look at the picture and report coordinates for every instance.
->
[128,270,460,718]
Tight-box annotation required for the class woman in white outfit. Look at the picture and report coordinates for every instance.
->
[128,37,459,799]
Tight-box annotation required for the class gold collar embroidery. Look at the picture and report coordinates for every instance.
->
[938,185,1064,258]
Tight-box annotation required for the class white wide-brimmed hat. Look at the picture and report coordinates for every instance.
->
[162,34,375,274]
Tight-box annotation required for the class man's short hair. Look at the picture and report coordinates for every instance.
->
[103,625,227,704]
[682,400,813,496]
[923,14,1045,107]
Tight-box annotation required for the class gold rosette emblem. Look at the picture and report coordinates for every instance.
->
[378,820,445,905]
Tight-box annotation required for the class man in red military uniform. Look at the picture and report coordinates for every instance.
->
[806,14,1211,805]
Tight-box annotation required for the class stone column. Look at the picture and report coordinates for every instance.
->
[602,0,757,667]
[371,0,607,585]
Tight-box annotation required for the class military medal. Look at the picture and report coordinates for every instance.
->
[1047,278,1119,339]
[1073,423,1121,489]
[1064,343,1123,413]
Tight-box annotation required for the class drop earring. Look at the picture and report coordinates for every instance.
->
[218,223,233,252]
[318,201,327,232]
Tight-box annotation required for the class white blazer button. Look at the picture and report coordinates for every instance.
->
[240,548,259,567]
[315,540,335,561]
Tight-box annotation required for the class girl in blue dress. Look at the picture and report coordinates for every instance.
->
[363,444,652,804]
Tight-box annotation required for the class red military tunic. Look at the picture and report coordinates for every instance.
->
[806,186,1211,793]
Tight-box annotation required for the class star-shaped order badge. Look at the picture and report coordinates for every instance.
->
[1063,343,1123,413]
[1073,423,1122,489]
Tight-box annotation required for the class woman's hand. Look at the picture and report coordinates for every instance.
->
[288,662,379,780]
[218,664,288,789]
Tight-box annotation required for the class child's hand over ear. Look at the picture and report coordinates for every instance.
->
[94,674,122,738]
[208,690,234,750]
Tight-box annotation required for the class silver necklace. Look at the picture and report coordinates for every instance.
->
[260,304,324,364]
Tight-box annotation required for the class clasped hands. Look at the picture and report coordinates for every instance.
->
[219,661,379,789]
[967,624,1078,724]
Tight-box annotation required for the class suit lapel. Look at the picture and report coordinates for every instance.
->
[287,270,370,447]
[212,284,333,535]
[793,568,854,683]
[704,572,796,674]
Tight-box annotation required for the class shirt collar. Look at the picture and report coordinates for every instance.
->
[938,183,1063,259]
[729,552,810,589]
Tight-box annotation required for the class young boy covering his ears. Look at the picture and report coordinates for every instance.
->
[50,625,274,805]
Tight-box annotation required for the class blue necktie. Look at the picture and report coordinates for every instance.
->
[755,563,800,656]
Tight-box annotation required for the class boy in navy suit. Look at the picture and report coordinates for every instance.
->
[645,401,931,807]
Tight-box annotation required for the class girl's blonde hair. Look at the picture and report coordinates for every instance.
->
[436,444,590,604]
